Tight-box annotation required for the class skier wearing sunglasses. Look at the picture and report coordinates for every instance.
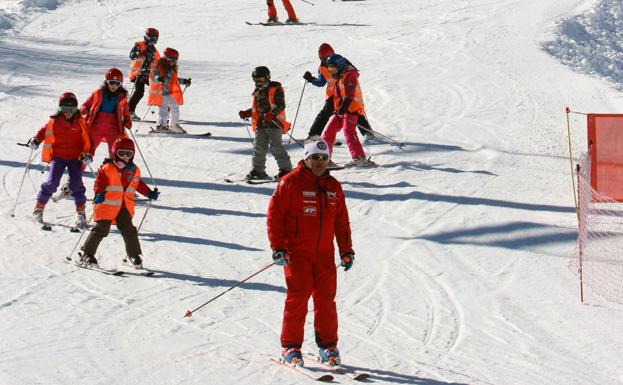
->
[267,139,355,367]
[80,68,132,156]
[78,137,159,269]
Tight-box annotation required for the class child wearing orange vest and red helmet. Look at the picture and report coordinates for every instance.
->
[147,47,191,134]
[77,137,159,269]
[81,68,132,156]
[28,92,92,229]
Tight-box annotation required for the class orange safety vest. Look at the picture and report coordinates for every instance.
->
[147,68,184,106]
[333,69,365,115]
[129,41,161,82]
[318,65,335,100]
[251,85,291,133]
[93,163,141,223]
[86,89,129,135]
[41,116,90,163]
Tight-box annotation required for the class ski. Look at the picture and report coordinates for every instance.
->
[148,126,212,137]
[122,259,155,276]
[68,260,124,276]
[270,357,333,382]
[245,21,310,26]
[224,177,275,184]
[305,353,370,381]
[326,164,346,171]
[246,179,276,185]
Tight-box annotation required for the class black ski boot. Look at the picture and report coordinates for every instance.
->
[124,255,143,269]
[77,251,98,267]
[246,169,269,181]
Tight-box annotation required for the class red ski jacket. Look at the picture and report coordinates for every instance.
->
[267,160,353,259]
[80,87,132,134]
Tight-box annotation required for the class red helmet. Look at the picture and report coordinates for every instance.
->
[164,47,179,59]
[105,68,123,82]
[318,43,334,60]
[144,27,159,41]
[58,92,78,106]
[112,137,135,154]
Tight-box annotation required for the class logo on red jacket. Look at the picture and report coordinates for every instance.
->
[304,206,317,216]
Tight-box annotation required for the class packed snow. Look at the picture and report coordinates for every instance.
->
[1,0,623,384]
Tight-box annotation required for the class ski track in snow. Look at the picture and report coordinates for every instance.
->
[1,0,623,384]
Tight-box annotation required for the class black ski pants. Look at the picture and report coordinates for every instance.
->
[81,208,142,258]
[307,99,372,138]
[128,76,148,113]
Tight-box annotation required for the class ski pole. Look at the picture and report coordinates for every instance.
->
[137,198,152,232]
[127,128,157,188]
[133,105,153,133]
[10,147,36,217]
[271,120,304,149]
[288,81,307,143]
[301,0,314,5]
[241,119,255,146]
[184,262,276,318]
[344,117,406,149]
[66,211,95,261]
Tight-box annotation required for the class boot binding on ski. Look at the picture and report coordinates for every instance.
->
[281,347,303,367]
[318,346,341,366]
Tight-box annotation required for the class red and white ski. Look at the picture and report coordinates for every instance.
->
[305,353,370,381]
[270,357,333,382]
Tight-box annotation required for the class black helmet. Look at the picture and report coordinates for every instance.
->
[252,66,271,80]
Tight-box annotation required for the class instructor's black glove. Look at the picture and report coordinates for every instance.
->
[340,252,355,271]
[272,250,288,266]
[303,71,314,82]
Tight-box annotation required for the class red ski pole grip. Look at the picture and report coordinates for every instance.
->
[184,310,193,318]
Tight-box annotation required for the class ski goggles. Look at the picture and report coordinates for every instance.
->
[115,149,134,160]
[106,80,122,87]
[310,154,330,161]
[59,105,78,113]
[146,36,158,44]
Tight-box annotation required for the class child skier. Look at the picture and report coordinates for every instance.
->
[147,47,191,133]
[81,68,132,156]
[53,68,132,203]
[28,92,92,229]
[77,137,159,269]
[303,44,374,141]
[128,27,161,121]
[321,54,372,167]
[238,66,293,181]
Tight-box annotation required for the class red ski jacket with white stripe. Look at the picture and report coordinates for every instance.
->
[267,160,353,259]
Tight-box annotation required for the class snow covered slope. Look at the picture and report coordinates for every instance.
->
[1,0,622,384]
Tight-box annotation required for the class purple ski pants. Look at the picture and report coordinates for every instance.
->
[37,157,86,205]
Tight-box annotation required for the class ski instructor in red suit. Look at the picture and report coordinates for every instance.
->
[267,138,355,367]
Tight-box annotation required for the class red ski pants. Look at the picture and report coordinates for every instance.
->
[90,130,123,157]
[280,253,338,349]
[321,113,366,159]
[267,0,297,20]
